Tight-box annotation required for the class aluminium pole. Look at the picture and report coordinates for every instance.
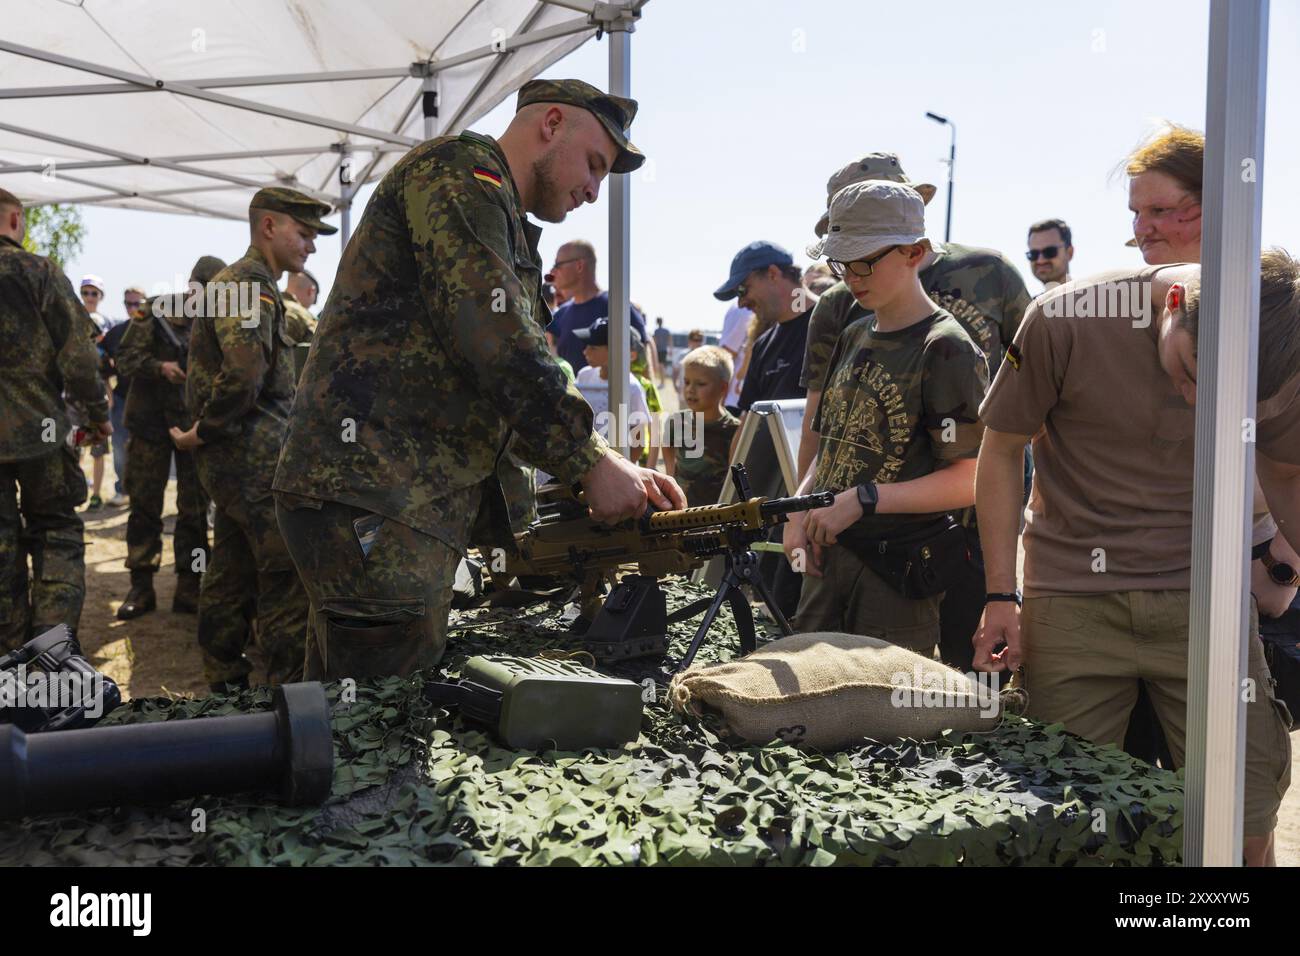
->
[607,8,633,458]
[1184,0,1269,867]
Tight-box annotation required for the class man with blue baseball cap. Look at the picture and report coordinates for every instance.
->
[714,240,815,453]
[714,239,817,620]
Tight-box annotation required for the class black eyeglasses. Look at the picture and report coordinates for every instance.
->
[827,245,898,279]
[549,257,582,271]
[1026,246,1061,262]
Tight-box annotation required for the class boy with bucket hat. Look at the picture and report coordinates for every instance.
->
[797,152,1030,670]
[783,182,989,653]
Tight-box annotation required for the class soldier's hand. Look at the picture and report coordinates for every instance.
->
[581,452,670,524]
[169,424,204,452]
[642,467,686,511]
[91,419,113,442]
[160,361,187,384]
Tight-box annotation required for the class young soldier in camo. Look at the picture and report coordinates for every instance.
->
[273,80,684,682]
[661,345,740,507]
[281,270,317,344]
[170,188,332,690]
[797,153,1030,670]
[113,256,224,620]
[784,182,988,653]
[0,187,111,649]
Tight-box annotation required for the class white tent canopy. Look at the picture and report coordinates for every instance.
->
[0,0,639,234]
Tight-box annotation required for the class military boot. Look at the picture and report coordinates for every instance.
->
[173,571,201,614]
[116,571,157,620]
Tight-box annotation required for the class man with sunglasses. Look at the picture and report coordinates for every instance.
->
[547,239,648,375]
[797,154,1029,670]
[1026,219,1074,289]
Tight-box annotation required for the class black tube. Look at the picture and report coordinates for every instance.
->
[0,682,333,820]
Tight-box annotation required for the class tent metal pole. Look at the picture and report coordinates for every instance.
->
[0,40,419,146]
[338,144,354,250]
[439,2,552,135]
[427,15,594,74]
[0,144,401,176]
[1184,0,1269,868]
[420,70,439,141]
[606,6,633,458]
[0,66,413,99]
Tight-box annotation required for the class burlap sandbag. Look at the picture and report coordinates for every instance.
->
[668,632,1000,750]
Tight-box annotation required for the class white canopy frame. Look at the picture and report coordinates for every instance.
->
[0,0,642,228]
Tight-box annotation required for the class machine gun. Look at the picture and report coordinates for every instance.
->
[507,464,832,670]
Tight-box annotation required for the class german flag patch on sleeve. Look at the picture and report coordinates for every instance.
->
[472,166,503,188]
[1005,342,1023,371]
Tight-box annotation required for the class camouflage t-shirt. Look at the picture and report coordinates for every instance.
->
[801,242,1030,391]
[663,409,739,507]
[812,309,988,536]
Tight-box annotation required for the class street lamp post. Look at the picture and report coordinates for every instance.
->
[925,111,956,242]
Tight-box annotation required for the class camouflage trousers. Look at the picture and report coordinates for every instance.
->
[196,493,309,686]
[275,493,459,682]
[0,447,87,651]
[124,436,208,575]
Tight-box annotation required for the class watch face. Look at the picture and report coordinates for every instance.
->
[1270,562,1298,586]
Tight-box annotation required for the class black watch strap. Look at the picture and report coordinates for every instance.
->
[986,591,1022,607]
[856,482,879,516]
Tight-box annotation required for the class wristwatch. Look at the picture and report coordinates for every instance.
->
[1262,548,1300,587]
[986,591,1022,607]
[856,482,879,516]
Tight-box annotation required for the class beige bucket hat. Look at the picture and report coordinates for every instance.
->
[807,181,933,263]
[813,153,937,237]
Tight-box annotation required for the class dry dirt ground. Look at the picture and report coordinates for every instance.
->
[72,421,1300,865]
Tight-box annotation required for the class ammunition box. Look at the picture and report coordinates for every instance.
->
[450,655,643,750]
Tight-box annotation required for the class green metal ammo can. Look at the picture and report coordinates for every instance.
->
[423,655,644,750]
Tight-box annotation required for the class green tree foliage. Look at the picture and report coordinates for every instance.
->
[23,203,85,268]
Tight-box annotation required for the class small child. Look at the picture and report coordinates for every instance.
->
[662,346,739,507]
[574,318,657,467]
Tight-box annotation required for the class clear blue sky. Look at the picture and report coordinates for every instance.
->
[61,0,1300,334]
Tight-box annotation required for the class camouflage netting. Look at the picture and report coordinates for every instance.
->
[1,581,1183,866]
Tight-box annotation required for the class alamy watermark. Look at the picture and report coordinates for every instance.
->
[1041,278,1152,328]
[889,664,1001,719]
[0,664,113,721]
[594,404,705,459]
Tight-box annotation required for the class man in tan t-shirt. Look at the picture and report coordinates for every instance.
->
[973,253,1300,866]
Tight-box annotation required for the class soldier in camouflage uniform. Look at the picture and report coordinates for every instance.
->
[273,79,684,682]
[784,182,988,653]
[0,188,111,649]
[171,188,331,690]
[280,282,315,345]
[113,256,224,620]
[797,154,1030,669]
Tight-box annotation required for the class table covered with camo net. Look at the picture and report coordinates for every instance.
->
[0,581,1183,866]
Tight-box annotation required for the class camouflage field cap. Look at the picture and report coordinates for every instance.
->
[807,181,933,263]
[516,79,645,174]
[189,255,227,285]
[249,187,338,235]
[814,153,936,237]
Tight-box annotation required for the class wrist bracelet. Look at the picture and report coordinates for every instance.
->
[985,591,1022,607]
